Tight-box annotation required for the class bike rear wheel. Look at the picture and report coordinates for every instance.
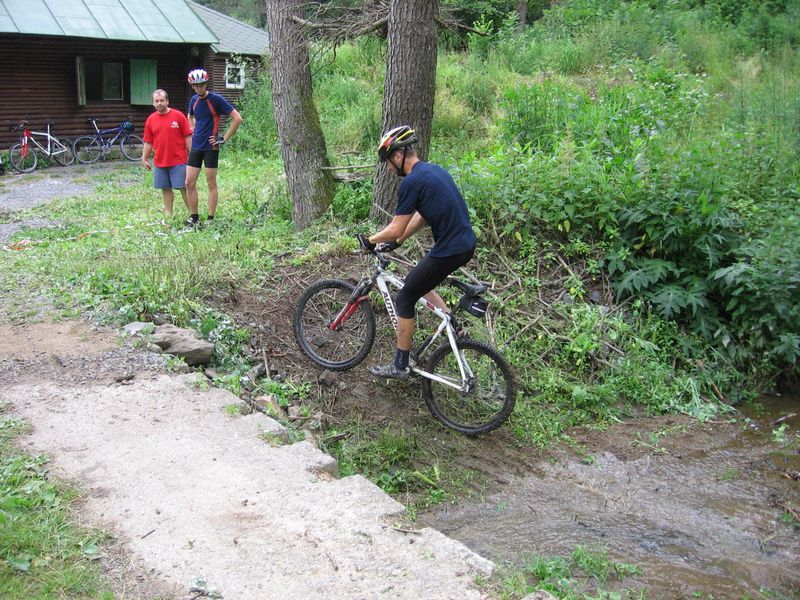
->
[120,135,144,161]
[422,339,515,436]
[51,137,75,166]
[293,279,376,370]
[73,136,102,164]
[9,143,37,173]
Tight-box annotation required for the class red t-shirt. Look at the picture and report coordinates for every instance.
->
[143,108,192,168]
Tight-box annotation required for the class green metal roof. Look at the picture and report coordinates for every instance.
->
[0,0,218,44]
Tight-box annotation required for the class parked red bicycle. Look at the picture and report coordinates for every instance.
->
[8,120,75,173]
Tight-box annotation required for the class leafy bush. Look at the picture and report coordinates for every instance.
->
[233,70,278,158]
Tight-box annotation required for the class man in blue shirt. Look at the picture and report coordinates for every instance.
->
[362,126,477,379]
[185,69,243,225]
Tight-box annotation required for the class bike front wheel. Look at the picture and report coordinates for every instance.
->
[422,339,515,436]
[120,135,144,161]
[9,143,37,173]
[51,137,75,166]
[73,136,102,164]
[293,279,376,370]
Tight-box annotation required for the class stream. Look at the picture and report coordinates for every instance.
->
[420,395,800,598]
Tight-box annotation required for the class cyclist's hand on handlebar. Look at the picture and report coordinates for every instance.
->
[375,240,402,252]
[356,234,375,253]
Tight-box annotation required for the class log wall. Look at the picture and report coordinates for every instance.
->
[0,34,199,148]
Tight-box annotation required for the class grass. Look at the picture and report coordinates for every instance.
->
[0,415,115,600]
[489,545,643,599]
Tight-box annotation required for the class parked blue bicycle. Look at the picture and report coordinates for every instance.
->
[72,117,144,164]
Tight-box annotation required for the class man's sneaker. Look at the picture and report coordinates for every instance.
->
[185,217,199,228]
[369,363,411,380]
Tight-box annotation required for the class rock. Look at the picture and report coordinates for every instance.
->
[123,321,155,336]
[352,383,371,401]
[146,343,163,354]
[248,363,266,380]
[152,324,214,367]
[252,394,284,417]
[521,592,558,600]
[318,370,337,387]
[287,406,302,420]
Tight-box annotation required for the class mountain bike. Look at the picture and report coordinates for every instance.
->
[293,240,516,435]
[8,120,75,173]
[72,117,144,164]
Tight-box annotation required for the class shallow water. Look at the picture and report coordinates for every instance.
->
[421,396,800,598]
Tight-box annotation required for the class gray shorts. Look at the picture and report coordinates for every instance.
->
[153,164,186,190]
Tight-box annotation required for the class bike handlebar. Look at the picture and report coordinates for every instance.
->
[11,120,28,131]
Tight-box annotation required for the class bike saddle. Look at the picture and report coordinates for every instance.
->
[447,278,487,296]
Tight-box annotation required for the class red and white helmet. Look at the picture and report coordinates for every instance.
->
[187,69,209,84]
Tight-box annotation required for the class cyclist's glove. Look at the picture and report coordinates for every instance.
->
[356,234,375,252]
[215,135,226,147]
[375,240,402,252]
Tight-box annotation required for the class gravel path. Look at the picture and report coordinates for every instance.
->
[0,320,494,599]
[0,162,139,243]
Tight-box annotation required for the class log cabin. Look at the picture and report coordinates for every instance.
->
[0,0,268,148]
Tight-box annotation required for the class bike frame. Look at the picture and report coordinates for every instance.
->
[331,257,475,393]
[86,119,127,151]
[18,124,61,157]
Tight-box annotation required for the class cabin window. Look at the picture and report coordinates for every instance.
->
[102,62,124,100]
[225,60,245,89]
[77,58,126,103]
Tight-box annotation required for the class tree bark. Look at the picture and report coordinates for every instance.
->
[371,0,439,220]
[266,0,336,230]
[517,0,528,32]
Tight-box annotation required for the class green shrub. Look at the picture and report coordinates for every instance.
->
[234,70,279,158]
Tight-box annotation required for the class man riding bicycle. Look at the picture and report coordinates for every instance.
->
[361,125,477,380]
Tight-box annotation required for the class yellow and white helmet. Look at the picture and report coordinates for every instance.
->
[378,125,417,162]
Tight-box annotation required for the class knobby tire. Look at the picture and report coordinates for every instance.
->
[73,136,102,164]
[422,338,515,435]
[51,137,75,166]
[293,279,376,370]
[121,135,144,161]
[9,143,37,173]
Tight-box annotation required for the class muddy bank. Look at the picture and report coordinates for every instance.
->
[420,397,800,598]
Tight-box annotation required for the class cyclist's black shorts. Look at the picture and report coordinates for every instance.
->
[188,149,219,169]
[396,246,475,319]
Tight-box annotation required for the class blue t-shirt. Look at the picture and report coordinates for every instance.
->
[188,92,234,151]
[396,161,477,258]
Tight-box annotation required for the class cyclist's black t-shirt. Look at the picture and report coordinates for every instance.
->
[395,161,477,258]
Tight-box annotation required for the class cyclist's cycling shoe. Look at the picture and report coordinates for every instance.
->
[369,363,411,380]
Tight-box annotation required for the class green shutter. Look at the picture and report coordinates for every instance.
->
[76,56,86,106]
[130,59,157,105]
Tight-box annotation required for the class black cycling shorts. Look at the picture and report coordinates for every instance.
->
[187,149,219,169]
[396,246,475,319]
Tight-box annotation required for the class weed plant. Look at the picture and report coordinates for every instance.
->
[493,545,643,599]
[0,417,113,599]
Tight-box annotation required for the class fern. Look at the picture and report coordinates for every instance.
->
[614,258,678,296]
[649,285,689,319]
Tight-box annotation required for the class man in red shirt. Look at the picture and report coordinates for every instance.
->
[141,89,192,219]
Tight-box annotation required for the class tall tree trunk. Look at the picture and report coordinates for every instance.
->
[266,0,336,230]
[517,0,528,32]
[371,0,439,220]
